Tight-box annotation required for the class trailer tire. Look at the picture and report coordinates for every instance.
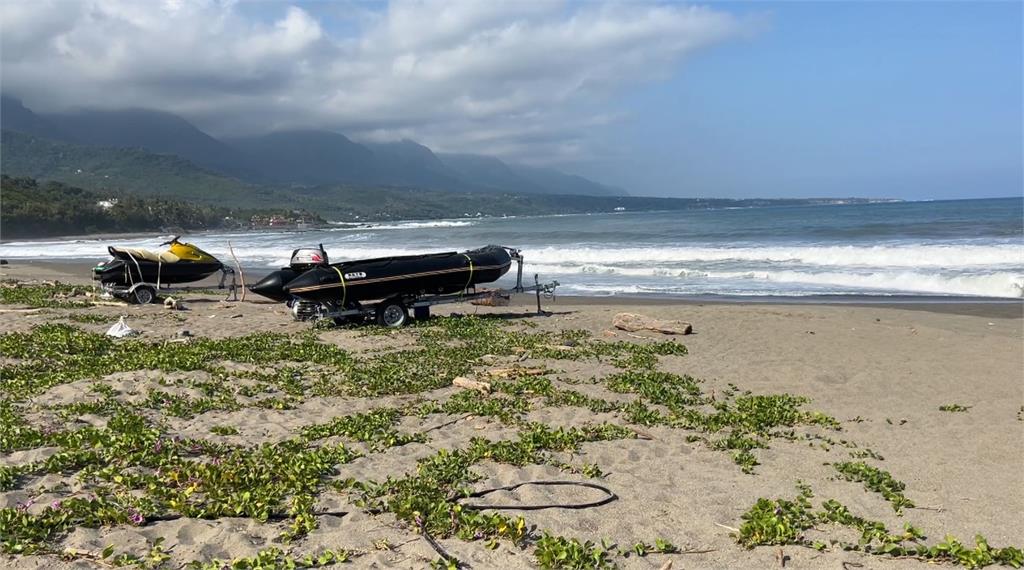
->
[376,299,408,327]
[131,286,156,305]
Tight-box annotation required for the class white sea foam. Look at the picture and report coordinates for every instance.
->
[329,220,478,230]
[525,263,1023,298]
[557,271,1024,298]
[522,243,1023,268]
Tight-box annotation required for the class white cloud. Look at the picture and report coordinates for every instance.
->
[237,6,323,59]
[0,0,749,163]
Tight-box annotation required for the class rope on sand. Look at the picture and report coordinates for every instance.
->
[417,518,462,569]
[142,509,348,524]
[455,480,617,511]
[416,481,616,567]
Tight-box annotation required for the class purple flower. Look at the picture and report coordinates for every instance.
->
[414,515,424,528]
[51,500,62,510]
[153,439,163,453]
[128,508,145,525]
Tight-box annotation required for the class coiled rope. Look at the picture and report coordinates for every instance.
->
[455,480,617,511]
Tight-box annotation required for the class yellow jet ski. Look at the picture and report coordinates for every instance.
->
[93,236,224,287]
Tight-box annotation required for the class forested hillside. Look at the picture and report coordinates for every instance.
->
[0,176,322,238]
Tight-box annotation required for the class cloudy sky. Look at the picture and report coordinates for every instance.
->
[1,0,1020,199]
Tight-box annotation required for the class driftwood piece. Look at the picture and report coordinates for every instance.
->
[612,312,692,335]
[452,377,491,393]
[483,367,546,379]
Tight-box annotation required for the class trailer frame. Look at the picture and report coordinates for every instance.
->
[291,249,559,327]
[98,266,239,304]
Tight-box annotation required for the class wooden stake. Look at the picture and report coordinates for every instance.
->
[227,241,245,302]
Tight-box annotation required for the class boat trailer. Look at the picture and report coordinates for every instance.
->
[99,267,239,304]
[290,249,559,327]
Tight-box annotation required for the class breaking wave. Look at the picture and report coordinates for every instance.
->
[529,265,1024,298]
[523,243,1022,268]
[329,220,478,230]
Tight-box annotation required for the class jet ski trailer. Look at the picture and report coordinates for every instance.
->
[286,247,558,327]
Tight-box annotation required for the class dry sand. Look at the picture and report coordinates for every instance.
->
[1,261,1022,569]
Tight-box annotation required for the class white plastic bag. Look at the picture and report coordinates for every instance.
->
[105,316,138,338]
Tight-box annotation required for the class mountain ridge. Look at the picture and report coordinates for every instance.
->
[0,94,627,197]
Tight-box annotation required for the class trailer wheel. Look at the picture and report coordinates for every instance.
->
[130,286,156,305]
[376,300,408,327]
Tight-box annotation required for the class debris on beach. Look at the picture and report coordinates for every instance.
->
[105,316,139,338]
[164,297,186,310]
[484,366,546,379]
[452,376,491,393]
[613,312,693,335]
[470,290,511,306]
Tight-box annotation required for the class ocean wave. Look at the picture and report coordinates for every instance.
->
[537,266,1024,298]
[3,236,1021,297]
[524,243,1023,268]
[738,269,1023,298]
[329,220,478,231]
[561,270,1024,298]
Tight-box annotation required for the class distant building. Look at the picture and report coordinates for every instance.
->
[249,211,322,230]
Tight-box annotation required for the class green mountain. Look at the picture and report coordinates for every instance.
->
[1,129,883,226]
[508,163,625,197]
[0,130,288,206]
[364,140,474,191]
[436,152,547,194]
[49,107,247,176]
[2,95,627,196]
[0,95,71,141]
[224,130,380,185]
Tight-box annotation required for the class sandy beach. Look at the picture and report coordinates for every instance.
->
[1,261,1021,569]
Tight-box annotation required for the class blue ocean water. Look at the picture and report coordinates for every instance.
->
[3,197,1022,298]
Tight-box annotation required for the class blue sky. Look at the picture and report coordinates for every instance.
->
[579,2,1023,199]
[2,1,1021,200]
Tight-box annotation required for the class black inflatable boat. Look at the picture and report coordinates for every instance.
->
[276,245,513,304]
[249,246,330,302]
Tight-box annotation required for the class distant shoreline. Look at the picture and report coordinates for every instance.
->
[0,224,336,244]
[7,196,1024,242]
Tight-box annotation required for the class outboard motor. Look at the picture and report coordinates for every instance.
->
[290,246,329,270]
[249,244,329,305]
